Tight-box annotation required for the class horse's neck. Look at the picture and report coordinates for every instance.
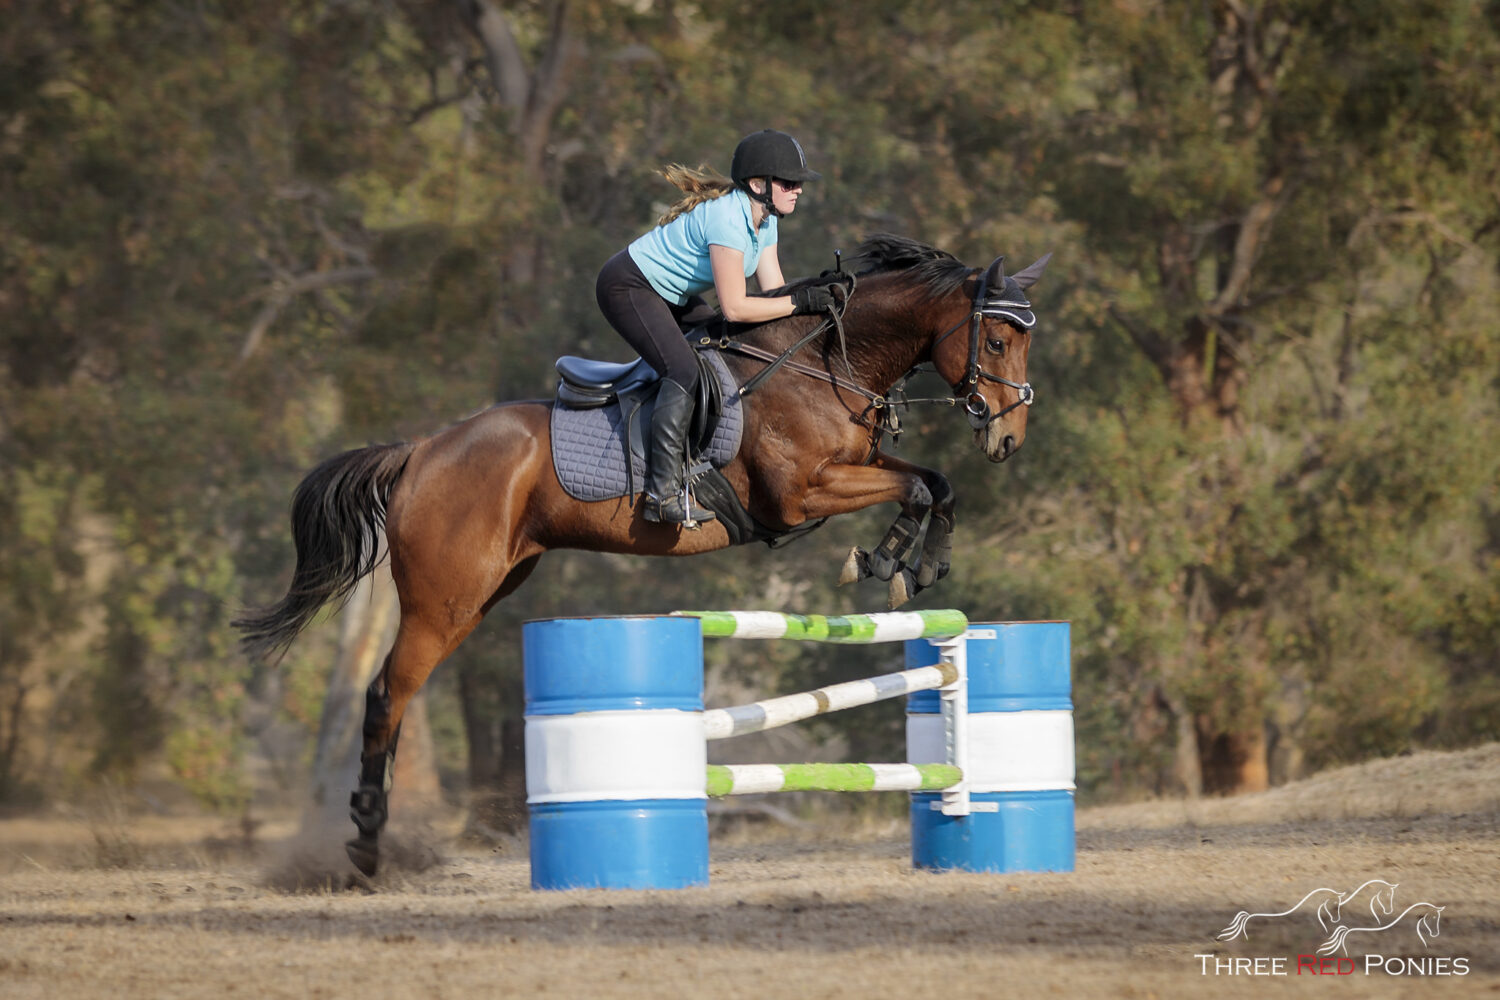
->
[747,305,932,393]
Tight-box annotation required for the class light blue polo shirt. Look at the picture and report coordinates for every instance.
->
[628,189,778,305]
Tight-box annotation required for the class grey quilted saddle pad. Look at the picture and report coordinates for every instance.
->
[550,351,744,502]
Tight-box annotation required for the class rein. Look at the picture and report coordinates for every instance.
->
[697,271,880,407]
[701,254,1036,448]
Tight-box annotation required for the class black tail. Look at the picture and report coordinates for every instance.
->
[234,442,415,661]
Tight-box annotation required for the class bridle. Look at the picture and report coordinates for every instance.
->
[712,253,1038,445]
[931,256,1037,431]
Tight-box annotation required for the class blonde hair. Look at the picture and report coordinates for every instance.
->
[655,163,735,226]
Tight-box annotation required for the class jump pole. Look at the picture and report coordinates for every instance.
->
[522,611,1073,890]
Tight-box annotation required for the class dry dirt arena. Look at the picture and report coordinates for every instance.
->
[3,744,1498,1000]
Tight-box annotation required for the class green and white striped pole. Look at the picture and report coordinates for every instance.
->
[675,609,967,643]
[706,763,963,797]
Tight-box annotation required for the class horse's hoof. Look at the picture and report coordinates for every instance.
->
[345,837,380,877]
[838,546,870,586]
[887,569,916,609]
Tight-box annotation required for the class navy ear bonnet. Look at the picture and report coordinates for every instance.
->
[981,275,1037,330]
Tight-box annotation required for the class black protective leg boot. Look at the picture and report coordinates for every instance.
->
[642,378,716,525]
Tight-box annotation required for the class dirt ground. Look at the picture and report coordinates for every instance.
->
[3,745,1498,1000]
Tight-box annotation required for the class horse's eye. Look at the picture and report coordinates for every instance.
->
[986,337,1006,355]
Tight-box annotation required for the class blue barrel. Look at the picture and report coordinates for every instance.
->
[906,622,1074,872]
[524,615,708,890]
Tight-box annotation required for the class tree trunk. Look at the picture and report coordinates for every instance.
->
[1195,718,1270,795]
[495,712,527,831]
[455,0,581,286]
[456,661,506,836]
[456,659,528,838]
[390,689,442,815]
[1173,703,1204,797]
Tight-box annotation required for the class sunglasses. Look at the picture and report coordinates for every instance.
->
[772,178,805,190]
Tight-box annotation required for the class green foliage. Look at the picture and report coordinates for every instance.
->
[2,0,1497,809]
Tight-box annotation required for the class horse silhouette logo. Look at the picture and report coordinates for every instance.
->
[1317,902,1444,957]
[1217,879,1400,942]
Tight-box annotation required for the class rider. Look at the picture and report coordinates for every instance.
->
[595,129,837,525]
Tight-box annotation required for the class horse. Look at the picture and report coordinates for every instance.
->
[1338,878,1399,924]
[1317,902,1443,957]
[1217,887,1344,941]
[1217,879,1400,941]
[234,234,1052,876]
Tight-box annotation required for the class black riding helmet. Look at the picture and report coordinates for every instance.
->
[730,129,820,217]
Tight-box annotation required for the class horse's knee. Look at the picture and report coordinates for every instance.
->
[929,475,955,511]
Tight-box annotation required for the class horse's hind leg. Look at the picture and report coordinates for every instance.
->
[346,673,399,876]
[346,555,543,876]
[346,618,459,876]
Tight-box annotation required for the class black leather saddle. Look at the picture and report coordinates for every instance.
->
[554,330,725,452]
[554,356,655,408]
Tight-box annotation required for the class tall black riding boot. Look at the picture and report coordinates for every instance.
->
[642,378,716,525]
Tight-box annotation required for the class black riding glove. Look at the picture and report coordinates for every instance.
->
[791,284,838,315]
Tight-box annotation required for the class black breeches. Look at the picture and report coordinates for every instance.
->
[595,249,702,392]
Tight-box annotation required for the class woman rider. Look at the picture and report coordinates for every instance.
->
[595,129,837,525]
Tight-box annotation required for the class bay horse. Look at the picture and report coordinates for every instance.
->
[234,234,1051,876]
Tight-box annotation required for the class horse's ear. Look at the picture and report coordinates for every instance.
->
[983,255,1007,287]
[1011,252,1053,289]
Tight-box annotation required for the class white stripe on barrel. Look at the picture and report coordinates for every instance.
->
[527,710,707,803]
[908,709,1076,792]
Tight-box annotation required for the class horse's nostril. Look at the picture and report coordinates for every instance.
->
[1002,435,1017,455]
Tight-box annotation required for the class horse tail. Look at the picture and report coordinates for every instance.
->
[1216,912,1250,941]
[1316,926,1349,957]
[234,441,416,661]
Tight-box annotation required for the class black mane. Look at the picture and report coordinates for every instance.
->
[848,233,975,298]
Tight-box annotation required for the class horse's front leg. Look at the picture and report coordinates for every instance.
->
[795,456,938,608]
[914,472,955,590]
[867,458,955,605]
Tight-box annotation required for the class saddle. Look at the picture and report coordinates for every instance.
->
[548,325,739,506]
[548,324,826,548]
[554,342,724,453]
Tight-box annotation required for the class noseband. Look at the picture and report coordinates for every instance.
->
[934,256,1036,431]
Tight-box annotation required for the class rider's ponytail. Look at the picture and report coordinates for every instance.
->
[655,163,735,226]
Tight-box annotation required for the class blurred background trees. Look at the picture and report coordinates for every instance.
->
[2,0,1496,819]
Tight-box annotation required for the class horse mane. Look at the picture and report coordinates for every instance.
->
[847,233,975,298]
[767,234,975,301]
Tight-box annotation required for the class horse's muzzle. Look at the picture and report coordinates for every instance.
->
[977,425,1021,463]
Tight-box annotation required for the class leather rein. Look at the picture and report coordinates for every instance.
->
[701,256,1034,447]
